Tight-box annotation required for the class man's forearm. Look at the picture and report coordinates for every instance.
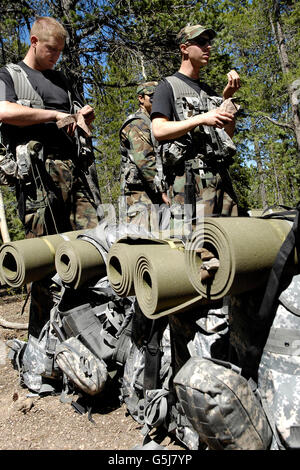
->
[152,116,201,141]
[152,109,235,142]
[0,101,66,127]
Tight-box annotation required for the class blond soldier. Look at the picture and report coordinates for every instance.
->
[0,17,102,338]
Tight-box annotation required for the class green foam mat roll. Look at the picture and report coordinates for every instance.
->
[185,217,296,300]
[55,239,106,289]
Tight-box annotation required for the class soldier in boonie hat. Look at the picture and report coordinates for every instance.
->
[119,78,165,226]
[136,81,158,96]
[150,21,242,220]
[176,24,217,44]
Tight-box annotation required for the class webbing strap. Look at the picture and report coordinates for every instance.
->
[143,316,168,392]
[5,63,45,109]
[144,389,169,428]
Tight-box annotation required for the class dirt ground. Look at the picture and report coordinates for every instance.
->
[0,291,184,452]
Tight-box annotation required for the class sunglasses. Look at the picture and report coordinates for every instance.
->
[189,37,213,47]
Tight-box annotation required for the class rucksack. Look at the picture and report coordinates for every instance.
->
[174,356,272,450]
[258,273,300,450]
[7,304,63,395]
[227,205,300,449]
[7,274,135,400]
[119,299,232,450]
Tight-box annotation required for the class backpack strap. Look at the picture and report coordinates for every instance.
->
[165,75,201,121]
[143,317,168,392]
[5,63,45,109]
[119,111,151,140]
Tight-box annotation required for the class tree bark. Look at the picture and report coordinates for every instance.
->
[0,189,10,243]
[254,140,268,209]
[269,3,300,158]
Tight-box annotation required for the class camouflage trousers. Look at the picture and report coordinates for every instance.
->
[23,157,100,338]
[121,191,162,232]
[169,169,238,217]
[23,158,99,237]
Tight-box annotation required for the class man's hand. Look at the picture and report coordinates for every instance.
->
[56,105,95,136]
[55,111,70,122]
[200,108,235,129]
[161,192,171,206]
[77,105,95,127]
[222,69,241,100]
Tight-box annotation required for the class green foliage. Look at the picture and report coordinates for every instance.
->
[0,186,24,242]
[0,0,299,231]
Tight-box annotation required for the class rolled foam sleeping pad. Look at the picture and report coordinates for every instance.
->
[133,242,204,319]
[106,237,177,298]
[185,216,297,300]
[0,230,86,288]
[55,239,107,289]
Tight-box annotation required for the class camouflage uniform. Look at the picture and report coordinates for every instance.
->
[120,82,161,229]
[23,152,100,339]
[0,62,101,338]
[151,26,239,221]
[23,155,99,237]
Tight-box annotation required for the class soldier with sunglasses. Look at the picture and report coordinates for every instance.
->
[151,24,241,227]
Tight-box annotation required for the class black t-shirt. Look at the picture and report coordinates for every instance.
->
[150,71,216,121]
[0,61,81,152]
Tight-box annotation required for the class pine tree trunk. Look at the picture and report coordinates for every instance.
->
[254,141,268,209]
[269,4,300,158]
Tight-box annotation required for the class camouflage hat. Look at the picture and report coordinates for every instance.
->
[177,24,216,44]
[136,81,158,96]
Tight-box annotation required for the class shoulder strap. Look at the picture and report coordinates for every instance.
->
[166,75,206,121]
[119,111,151,139]
[165,75,222,121]
[5,63,44,109]
[165,75,199,121]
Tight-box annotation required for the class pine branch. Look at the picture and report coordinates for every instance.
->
[256,114,294,130]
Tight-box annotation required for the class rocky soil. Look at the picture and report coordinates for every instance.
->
[0,291,184,452]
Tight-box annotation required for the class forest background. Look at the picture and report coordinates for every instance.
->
[0,0,299,243]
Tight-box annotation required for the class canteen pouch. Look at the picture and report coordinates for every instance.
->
[0,144,17,185]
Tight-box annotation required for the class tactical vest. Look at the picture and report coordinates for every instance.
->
[156,75,236,168]
[119,110,152,193]
[5,63,45,109]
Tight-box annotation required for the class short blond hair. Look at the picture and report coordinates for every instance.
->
[30,17,68,42]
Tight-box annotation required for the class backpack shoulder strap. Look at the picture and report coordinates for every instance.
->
[5,63,44,109]
[119,111,151,139]
[165,75,200,121]
[165,75,222,121]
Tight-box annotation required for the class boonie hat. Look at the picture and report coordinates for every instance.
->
[177,24,217,44]
[136,81,158,96]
